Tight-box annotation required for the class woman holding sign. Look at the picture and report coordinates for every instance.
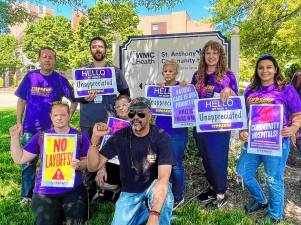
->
[191,40,238,207]
[10,101,89,225]
[156,60,188,210]
[237,55,301,223]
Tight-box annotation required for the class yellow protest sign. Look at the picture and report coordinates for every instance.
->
[41,133,77,187]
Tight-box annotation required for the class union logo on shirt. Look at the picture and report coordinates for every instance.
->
[206,85,215,92]
[248,97,273,104]
[31,86,52,97]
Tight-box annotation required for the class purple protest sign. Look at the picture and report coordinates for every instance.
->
[247,104,283,156]
[145,85,171,116]
[170,84,198,128]
[100,117,130,165]
[72,67,117,98]
[195,96,247,132]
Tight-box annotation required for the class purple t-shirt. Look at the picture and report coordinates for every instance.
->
[15,70,74,134]
[24,128,89,195]
[155,81,188,135]
[191,70,238,98]
[244,84,301,127]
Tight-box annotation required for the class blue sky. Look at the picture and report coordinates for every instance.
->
[31,0,211,21]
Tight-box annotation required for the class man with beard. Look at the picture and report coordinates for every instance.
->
[78,37,130,200]
[80,37,130,138]
[87,97,174,225]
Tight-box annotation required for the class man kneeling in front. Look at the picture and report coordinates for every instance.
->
[87,97,174,225]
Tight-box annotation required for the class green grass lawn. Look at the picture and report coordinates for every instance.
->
[0,109,293,225]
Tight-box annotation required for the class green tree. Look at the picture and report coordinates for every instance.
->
[69,0,142,68]
[210,0,301,80]
[1,0,180,33]
[23,16,74,71]
[107,0,182,10]
[0,1,83,33]
[0,34,22,86]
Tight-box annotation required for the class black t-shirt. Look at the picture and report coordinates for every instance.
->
[100,125,174,193]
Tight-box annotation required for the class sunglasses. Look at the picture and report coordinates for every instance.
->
[128,111,146,119]
[114,104,129,110]
[259,53,273,59]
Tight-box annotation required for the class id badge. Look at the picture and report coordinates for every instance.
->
[213,92,220,98]
[94,95,103,103]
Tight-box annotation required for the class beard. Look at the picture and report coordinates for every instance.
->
[92,51,105,61]
[131,119,143,132]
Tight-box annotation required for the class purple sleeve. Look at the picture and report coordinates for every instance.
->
[15,73,30,100]
[24,133,40,155]
[61,76,75,102]
[243,85,252,115]
[79,132,89,157]
[285,85,301,114]
[227,71,238,95]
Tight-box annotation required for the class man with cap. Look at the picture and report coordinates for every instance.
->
[87,97,174,225]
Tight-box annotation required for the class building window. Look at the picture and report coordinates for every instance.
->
[152,24,158,31]
[39,5,43,14]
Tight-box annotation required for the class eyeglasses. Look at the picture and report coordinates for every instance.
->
[114,104,129,110]
[128,111,146,119]
[259,53,273,59]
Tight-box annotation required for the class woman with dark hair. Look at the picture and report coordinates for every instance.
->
[237,55,301,223]
[191,40,238,207]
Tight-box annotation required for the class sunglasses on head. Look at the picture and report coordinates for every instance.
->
[128,111,146,119]
[259,53,273,59]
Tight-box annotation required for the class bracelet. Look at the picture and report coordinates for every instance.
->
[149,210,160,217]
[91,143,100,148]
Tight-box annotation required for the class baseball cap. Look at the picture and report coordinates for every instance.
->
[128,97,151,110]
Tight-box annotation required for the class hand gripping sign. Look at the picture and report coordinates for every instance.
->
[41,133,77,187]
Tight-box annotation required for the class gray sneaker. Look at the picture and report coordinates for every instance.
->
[213,194,228,208]
[21,197,31,207]
[173,198,184,210]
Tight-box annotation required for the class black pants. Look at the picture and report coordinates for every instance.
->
[31,186,88,225]
[193,129,231,194]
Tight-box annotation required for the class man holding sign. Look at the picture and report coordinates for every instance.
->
[77,37,130,201]
[78,37,130,138]
[87,97,174,225]
[10,101,89,225]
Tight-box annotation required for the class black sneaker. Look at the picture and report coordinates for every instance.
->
[173,198,184,210]
[244,199,268,213]
[213,194,228,208]
[198,189,217,204]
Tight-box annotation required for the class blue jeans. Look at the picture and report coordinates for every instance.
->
[111,179,174,225]
[170,133,188,201]
[237,139,290,220]
[21,132,38,199]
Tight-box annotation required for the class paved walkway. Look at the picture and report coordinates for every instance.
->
[0,88,17,108]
